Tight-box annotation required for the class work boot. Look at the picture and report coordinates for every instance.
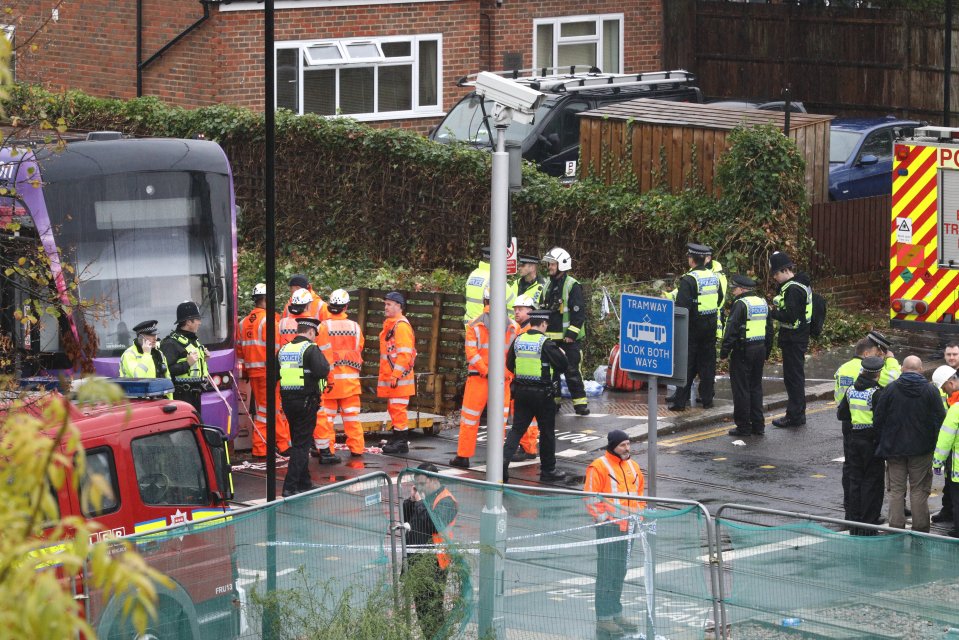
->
[574,405,591,416]
[382,433,410,454]
[318,451,341,465]
[540,469,567,482]
[449,456,470,469]
[613,616,639,633]
[512,449,532,462]
[932,510,953,523]
[350,451,364,458]
[595,619,623,637]
[667,402,686,412]
[727,428,752,437]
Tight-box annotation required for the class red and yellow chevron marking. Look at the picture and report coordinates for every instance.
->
[891,142,959,326]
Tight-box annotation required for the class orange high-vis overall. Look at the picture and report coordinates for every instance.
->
[237,307,291,456]
[512,322,540,454]
[378,315,417,431]
[317,312,366,455]
[456,309,517,458]
[583,452,645,532]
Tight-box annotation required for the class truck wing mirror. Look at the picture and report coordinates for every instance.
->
[201,426,234,502]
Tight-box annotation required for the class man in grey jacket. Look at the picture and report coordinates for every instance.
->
[873,356,946,532]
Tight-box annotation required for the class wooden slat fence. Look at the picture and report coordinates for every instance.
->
[809,194,889,276]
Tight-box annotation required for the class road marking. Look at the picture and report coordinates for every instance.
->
[618,415,648,420]
[811,473,826,478]
[556,449,589,458]
[659,405,833,448]
[759,465,776,469]
[833,457,845,463]
[563,413,609,417]
[439,468,469,476]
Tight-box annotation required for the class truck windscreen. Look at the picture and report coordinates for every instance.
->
[432,93,554,147]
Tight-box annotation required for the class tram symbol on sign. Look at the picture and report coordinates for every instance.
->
[627,316,667,344]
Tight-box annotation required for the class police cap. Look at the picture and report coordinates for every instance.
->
[860,356,884,374]
[687,243,712,257]
[769,251,795,273]
[133,320,159,336]
[296,317,321,331]
[518,254,540,265]
[175,301,201,325]
[730,274,757,290]
[867,330,892,352]
[528,309,551,323]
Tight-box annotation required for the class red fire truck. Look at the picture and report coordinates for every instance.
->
[27,379,241,639]
[891,126,959,331]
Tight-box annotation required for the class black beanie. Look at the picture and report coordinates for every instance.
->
[606,430,629,452]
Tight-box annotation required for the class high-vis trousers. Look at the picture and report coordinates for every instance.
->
[250,375,292,457]
[388,397,410,432]
[322,395,365,455]
[457,374,510,458]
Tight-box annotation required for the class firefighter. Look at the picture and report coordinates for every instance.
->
[161,301,209,413]
[379,291,417,454]
[277,316,330,497]
[836,356,886,535]
[451,287,518,469]
[464,247,491,324]
[502,309,569,482]
[668,243,722,412]
[767,251,812,428]
[511,294,540,460]
[508,254,546,316]
[316,289,365,460]
[237,283,292,459]
[541,247,590,415]
[720,275,773,437]
[119,320,172,393]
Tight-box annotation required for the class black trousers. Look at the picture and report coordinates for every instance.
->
[503,386,557,480]
[552,339,587,405]
[595,523,628,619]
[941,454,954,517]
[173,383,202,414]
[730,344,766,432]
[780,340,808,421]
[842,431,884,534]
[675,326,716,407]
[280,393,319,494]
[405,554,448,640]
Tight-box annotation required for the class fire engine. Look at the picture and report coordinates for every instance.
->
[890,126,959,331]
[20,378,241,639]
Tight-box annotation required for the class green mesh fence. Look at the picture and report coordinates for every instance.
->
[717,517,959,639]
[397,469,718,640]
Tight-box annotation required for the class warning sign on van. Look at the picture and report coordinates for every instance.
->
[896,217,913,244]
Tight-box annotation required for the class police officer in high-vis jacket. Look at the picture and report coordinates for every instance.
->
[768,251,813,427]
[278,316,331,497]
[541,247,589,415]
[120,320,172,395]
[721,275,773,437]
[503,309,570,483]
[161,301,209,413]
[836,356,885,535]
[668,243,723,412]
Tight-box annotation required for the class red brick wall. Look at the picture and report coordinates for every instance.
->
[817,272,887,310]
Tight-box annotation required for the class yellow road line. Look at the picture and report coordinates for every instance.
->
[659,404,834,448]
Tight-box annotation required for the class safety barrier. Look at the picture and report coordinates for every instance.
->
[83,474,959,640]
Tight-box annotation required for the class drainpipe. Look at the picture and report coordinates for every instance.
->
[137,0,213,97]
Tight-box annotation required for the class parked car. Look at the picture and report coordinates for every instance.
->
[707,99,808,113]
[829,116,922,200]
[429,68,703,178]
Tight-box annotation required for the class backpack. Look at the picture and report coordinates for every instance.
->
[810,291,827,338]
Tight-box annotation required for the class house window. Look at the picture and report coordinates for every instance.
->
[534,15,623,75]
[275,35,442,120]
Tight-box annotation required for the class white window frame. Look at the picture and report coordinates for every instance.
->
[532,14,624,75]
[274,34,443,121]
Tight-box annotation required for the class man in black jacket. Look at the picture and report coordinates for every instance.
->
[541,247,589,415]
[160,301,209,413]
[403,463,459,640]
[873,355,945,532]
[767,251,813,428]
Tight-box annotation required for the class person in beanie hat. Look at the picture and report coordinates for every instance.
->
[583,429,644,638]
[767,251,813,428]
[379,291,417,454]
[161,301,209,413]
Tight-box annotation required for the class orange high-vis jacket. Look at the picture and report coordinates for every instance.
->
[317,312,365,399]
[378,315,416,397]
[465,306,518,377]
[279,287,331,348]
[431,487,458,569]
[237,307,279,378]
[583,452,645,532]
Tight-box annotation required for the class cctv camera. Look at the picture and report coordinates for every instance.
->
[473,72,546,116]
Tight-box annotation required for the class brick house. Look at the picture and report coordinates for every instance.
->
[15,0,663,133]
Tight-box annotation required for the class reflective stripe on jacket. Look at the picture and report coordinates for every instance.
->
[278,341,312,390]
[773,280,812,329]
[464,262,490,324]
[169,332,208,383]
[431,488,458,569]
[741,295,768,342]
[846,385,878,430]
[238,307,278,377]
[583,453,645,532]
[687,268,720,315]
[317,313,365,399]
[934,400,959,480]
[513,332,550,382]
[378,315,417,398]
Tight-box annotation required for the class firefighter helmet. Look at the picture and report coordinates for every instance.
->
[542,247,572,272]
[513,294,536,309]
[252,283,267,299]
[483,286,491,301]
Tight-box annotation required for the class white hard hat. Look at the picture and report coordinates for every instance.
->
[542,247,572,272]
[252,283,267,298]
[329,288,350,306]
[483,286,491,300]
[290,288,314,306]
[933,365,957,389]
[513,294,536,309]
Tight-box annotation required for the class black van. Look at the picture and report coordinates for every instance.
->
[429,68,703,178]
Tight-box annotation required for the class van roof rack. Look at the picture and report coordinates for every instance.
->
[457,68,697,94]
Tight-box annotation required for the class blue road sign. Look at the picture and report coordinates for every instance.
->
[619,294,674,376]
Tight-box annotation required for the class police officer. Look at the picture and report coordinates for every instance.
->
[836,356,886,535]
[120,320,171,385]
[541,247,589,415]
[508,254,546,314]
[464,247,491,324]
[503,309,570,482]
[720,275,773,437]
[161,301,209,413]
[668,243,722,412]
[768,251,812,427]
[834,333,900,404]
[278,316,331,497]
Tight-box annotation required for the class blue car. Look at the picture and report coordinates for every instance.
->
[829,117,921,201]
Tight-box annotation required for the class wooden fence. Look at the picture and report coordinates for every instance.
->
[664,1,959,122]
[809,194,890,276]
